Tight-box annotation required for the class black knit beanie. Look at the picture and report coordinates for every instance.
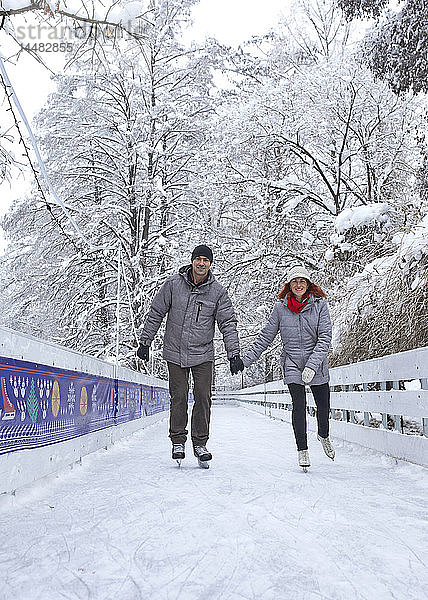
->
[191,244,213,263]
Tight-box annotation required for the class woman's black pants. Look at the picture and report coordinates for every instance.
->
[287,383,330,451]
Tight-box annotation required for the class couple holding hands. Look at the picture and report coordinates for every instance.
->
[137,245,335,469]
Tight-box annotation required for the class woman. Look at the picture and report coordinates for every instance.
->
[242,265,335,469]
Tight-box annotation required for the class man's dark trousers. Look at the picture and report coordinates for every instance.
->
[167,361,213,446]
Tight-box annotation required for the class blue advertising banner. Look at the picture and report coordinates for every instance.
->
[0,356,170,455]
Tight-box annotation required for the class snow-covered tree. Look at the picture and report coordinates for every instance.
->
[0,1,152,183]
[0,0,215,374]
[330,213,428,363]
[202,1,427,381]
[1,0,426,385]
[0,0,151,44]
[337,0,428,94]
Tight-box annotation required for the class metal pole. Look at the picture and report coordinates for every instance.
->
[0,51,91,248]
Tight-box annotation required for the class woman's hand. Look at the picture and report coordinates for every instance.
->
[302,367,315,384]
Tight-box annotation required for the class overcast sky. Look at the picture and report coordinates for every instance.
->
[189,0,286,45]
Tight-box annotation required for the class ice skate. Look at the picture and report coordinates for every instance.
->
[298,449,310,472]
[172,443,185,466]
[317,434,335,461]
[193,444,212,469]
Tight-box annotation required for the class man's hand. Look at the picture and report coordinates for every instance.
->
[137,344,150,361]
[230,356,244,375]
[302,367,315,384]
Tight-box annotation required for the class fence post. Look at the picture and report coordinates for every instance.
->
[363,383,370,426]
[392,381,402,432]
[349,384,356,424]
[422,378,428,437]
[380,381,388,429]
[340,385,347,422]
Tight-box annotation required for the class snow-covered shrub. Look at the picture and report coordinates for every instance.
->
[330,214,428,365]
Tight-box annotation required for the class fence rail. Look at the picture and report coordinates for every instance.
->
[215,347,428,466]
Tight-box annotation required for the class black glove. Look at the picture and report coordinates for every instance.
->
[137,344,150,361]
[230,355,244,375]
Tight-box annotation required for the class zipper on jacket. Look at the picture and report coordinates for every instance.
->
[196,302,202,322]
[298,313,304,367]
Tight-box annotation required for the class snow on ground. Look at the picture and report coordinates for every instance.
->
[0,405,427,600]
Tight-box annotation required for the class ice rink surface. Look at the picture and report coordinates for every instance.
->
[1,404,427,600]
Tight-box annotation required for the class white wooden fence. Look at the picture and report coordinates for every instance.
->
[215,347,428,467]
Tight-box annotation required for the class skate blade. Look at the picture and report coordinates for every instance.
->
[197,458,210,469]
[176,459,182,467]
[302,466,309,472]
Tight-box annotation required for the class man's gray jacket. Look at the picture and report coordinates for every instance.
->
[140,265,240,368]
[242,295,332,385]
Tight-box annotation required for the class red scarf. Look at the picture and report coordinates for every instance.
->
[287,293,309,313]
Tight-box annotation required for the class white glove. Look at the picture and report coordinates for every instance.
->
[302,367,315,384]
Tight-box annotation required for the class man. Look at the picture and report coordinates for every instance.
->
[137,245,244,468]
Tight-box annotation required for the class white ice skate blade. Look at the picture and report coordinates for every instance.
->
[197,458,210,469]
[302,466,309,473]
[176,459,182,467]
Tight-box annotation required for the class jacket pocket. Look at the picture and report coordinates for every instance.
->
[194,300,216,325]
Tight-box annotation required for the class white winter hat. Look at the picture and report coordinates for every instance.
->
[287,265,311,282]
